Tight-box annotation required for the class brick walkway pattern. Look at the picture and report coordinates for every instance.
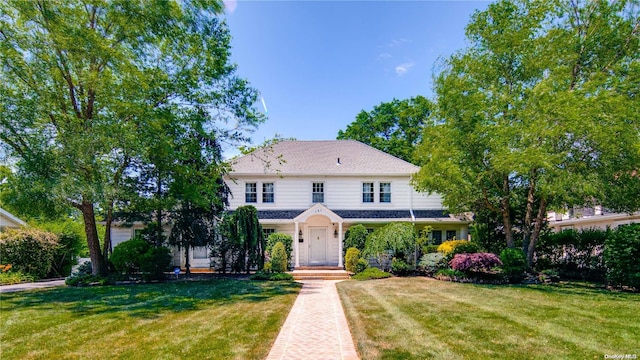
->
[266,280,359,360]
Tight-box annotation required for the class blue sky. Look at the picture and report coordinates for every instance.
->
[222,1,490,154]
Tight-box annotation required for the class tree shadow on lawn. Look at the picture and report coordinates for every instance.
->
[0,279,301,319]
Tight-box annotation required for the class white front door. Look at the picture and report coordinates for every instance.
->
[309,227,327,265]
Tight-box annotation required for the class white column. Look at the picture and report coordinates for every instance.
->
[460,225,469,241]
[338,222,344,268]
[294,222,300,268]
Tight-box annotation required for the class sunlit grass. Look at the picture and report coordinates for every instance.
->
[1,279,300,360]
[337,277,640,360]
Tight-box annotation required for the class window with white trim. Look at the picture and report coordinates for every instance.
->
[362,182,374,203]
[432,230,442,244]
[245,183,257,203]
[446,230,457,240]
[192,246,209,259]
[312,183,324,203]
[380,182,391,203]
[262,183,274,203]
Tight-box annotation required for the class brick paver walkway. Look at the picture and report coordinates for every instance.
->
[266,280,359,360]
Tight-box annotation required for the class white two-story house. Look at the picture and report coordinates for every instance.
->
[227,140,470,269]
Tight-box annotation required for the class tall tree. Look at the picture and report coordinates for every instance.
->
[337,96,432,164]
[413,0,640,266]
[0,0,263,274]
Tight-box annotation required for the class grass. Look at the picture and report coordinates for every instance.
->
[337,277,640,360]
[0,278,300,360]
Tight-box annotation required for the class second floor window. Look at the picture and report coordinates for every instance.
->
[262,183,274,203]
[380,182,391,203]
[362,182,374,203]
[245,183,257,203]
[312,182,324,203]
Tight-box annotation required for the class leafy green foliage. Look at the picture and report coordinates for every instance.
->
[0,229,59,279]
[266,233,293,260]
[345,247,361,273]
[110,239,150,275]
[413,0,640,264]
[604,224,640,290]
[390,258,412,276]
[351,267,393,281]
[344,225,368,253]
[338,96,432,163]
[499,248,527,282]
[419,252,446,276]
[355,258,369,274]
[215,206,265,274]
[364,222,416,268]
[270,242,288,273]
[140,247,172,281]
[535,228,607,281]
[0,0,264,275]
[34,219,87,277]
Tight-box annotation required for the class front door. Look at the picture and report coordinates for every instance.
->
[309,227,327,265]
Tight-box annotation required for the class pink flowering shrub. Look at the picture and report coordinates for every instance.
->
[449,253,503,273]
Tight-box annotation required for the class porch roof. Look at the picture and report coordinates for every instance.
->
[256,209,458,221]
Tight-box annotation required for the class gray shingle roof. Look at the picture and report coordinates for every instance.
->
[255,209,450,220]
[229,140,419,175]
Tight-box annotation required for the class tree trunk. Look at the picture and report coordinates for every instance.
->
[184,246,191,275]
[103,201,113,266]
[522,170,537,252]
[501,175,514,248]
[79,201,106,275]
[527,197,547,268]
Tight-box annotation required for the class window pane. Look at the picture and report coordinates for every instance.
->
[446,230,457,240]
[380,182,391,203]
[262,183,274,203]
[362,183,374,203]
[432,230,442,244]
[312,183,324,203]
[245,183,257,203]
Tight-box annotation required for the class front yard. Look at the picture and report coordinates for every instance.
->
[337,277,640,360]
[0,279,300,360]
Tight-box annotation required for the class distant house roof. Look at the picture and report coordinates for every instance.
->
[0,207,26,228]
[229,140,419,176]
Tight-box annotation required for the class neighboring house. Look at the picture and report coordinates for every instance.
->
[0,207,26,231]
[227,140,470,268]
[547,206,640,232]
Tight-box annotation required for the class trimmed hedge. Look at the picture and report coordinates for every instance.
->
[345,247,361,273]
[604,223,640,290]
[0,228,59,279]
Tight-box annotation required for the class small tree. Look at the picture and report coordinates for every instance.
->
[344,225,369,253]
[345,247,361,273]
[266,233,293,261]
[363,222,416,270]
[270,242,288,273]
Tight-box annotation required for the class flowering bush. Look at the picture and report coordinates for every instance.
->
[437,240,470,255]
[0,228,59,279]
[449,253,503,273]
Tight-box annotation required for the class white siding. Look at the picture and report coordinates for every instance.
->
[111,227,134,248]
[226,175,444,210]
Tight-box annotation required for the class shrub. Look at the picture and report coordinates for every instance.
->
[423,244,439,254]
[355,258,369,274]
[604,223,640,290]
[270,242,288,273]
[268,272,293,281]
[351,267,393,281]
[436,268,466,279]
[345,247,361,273]
[449,253,502,273]
[535,228,607,281]
[0,228,59,279]
[66,261,108,286]
[110,239,149,274]
[139,247,172,281]
[364,222,416,268]
[34,219,87,277]
[391,257,412,276]
[249,270,271,280]
[500,248,527,282]
[0,264,35,285]
[266,233,293,261]
[437,240,471,255]
[419,252,446,276]
[344,224,369,252]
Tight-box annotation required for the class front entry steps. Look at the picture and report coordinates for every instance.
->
[290,268,350,281]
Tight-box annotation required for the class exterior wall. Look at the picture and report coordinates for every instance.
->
[547,211,640,232]
[226,175,443,210]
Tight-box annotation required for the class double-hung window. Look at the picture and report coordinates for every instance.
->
[380,182,391,203]
[262,183,274,203]
[312,183,324,203]
[245,183,257,203]
[432,230,442,244]
[362,182,374,203]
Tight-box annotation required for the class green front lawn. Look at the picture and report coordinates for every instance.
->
[1,279,300,360]
[337,277,640,360]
